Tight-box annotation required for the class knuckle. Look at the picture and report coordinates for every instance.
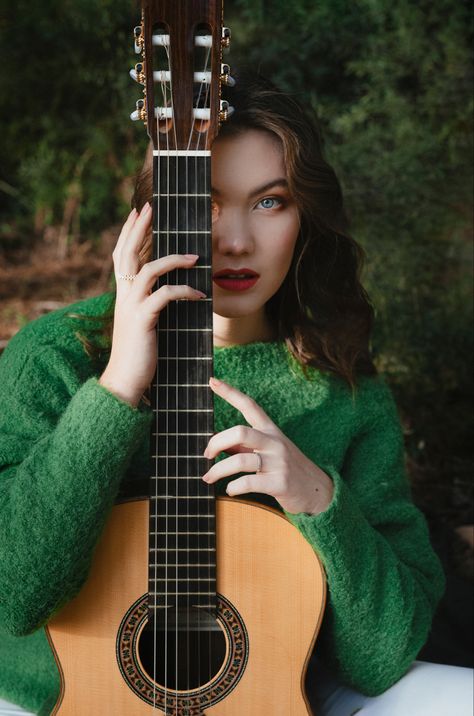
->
[237,425,248,443]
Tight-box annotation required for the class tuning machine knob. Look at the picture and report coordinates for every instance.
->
[221,27,231,49]
[130,62,146,85]
[130,98,147,123]
[134,25,144,54]
[220,64,236,87]
[219,100,235,122]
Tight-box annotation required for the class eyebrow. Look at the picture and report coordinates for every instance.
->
[211,178,289,198]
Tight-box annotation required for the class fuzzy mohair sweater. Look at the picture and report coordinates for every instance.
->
[0,293,444,715]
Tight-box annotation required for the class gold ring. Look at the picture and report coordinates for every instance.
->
[253,450,263,473]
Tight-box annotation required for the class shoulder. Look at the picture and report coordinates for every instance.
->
[0,293,114,380]
[2,292,114,357]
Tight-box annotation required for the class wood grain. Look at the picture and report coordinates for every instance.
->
[47,498,326,715]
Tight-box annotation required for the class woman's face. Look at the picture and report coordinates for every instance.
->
[211,128,300,346]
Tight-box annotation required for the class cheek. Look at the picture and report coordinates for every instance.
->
[268,213,300,272]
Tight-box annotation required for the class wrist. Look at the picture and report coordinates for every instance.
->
[98,371,143,408]
[306,470,334,516]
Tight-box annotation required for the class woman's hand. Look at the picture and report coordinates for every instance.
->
[99,204,206,407]
[203,377,334,516]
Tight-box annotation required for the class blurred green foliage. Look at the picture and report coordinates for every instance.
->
[0,0,472,523]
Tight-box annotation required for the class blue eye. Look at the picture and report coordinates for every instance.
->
[258,197,281,209]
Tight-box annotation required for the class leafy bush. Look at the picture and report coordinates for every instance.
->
[0,0,472,526]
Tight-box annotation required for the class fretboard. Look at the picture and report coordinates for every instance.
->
[149,151,217,616]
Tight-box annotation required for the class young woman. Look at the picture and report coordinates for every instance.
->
[0,75,472,716]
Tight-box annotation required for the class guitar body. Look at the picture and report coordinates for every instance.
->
[46,498,326,715]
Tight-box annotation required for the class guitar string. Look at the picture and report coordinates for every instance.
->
[195,40,215,683]
[186,41,213,697]
[160,49,173,714]
[152,58,161,714]
[167,38,180,711]
[152,68,160,712]
[195,47,214,689]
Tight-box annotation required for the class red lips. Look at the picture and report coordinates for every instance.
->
[212,268,260,292]
[213,268,260,278]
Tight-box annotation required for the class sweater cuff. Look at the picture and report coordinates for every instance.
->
[68,377,152,467]
[283,466,367,566]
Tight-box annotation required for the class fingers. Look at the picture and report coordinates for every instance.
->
[203,425,269,460]
[208,378,277,432]
[113,202,206,303]
[113,205,152,278]
[202,451,261,484]
[134,253,202,297]
[113,207,139,258]
[144,282,206,315]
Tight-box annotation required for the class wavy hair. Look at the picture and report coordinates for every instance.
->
[78,72,376,388]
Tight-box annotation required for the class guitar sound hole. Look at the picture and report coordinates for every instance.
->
[137,606,227,690]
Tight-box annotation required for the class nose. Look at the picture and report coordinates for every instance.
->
[212,207,254,256]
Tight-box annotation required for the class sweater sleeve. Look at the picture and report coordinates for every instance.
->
[284,380,445,696]
[0,338,151,636]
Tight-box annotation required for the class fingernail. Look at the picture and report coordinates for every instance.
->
[194,290,207,298]
[184,254,199,260]
[142,202,151,213]
[210,377,222,387]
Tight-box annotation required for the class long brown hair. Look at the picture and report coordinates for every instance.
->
[77,72,376,387]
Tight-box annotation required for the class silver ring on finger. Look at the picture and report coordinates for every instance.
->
[117,273,137,281]
[253,449,263,473]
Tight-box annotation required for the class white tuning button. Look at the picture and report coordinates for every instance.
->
[130,62,145,84]
[219,100,234,121]
[221,27,231,48]
[130,98,146,122]
[220,64,236,87]
[133,25,144,54]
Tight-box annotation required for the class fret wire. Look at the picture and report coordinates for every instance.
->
[149,577,215,581]
[153,496,212,500]
[151,432,212,436]
[150,531,214,535]
[147,603,216,608]
[150,455,209,459]
[153,409,213,414]
[157,357,212,360]
[151,563,215,567]
[153,230,211,234]
[150,515,214,519]
[152,384,210,387]
[152,150,211,156]
[152,592,215,596]
[158,329,213,332]
[153,548,215,551]
[150,478,209,482]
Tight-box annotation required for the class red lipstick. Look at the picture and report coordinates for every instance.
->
[213,268,260,292]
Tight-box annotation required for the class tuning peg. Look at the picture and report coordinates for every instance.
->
[130,62,145,84]
[219,100,234,122]
[130,98,146,122]
[220,64,236,87]
[221,27,231,49]
[133,25,144,54]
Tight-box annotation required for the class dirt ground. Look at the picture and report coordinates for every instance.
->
[0,233,115,350]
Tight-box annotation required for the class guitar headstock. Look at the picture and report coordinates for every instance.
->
[130,0,234,151]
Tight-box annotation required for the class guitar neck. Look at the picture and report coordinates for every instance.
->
[149,150,217,616]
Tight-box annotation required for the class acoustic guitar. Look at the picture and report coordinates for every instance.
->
[46,2,326,713]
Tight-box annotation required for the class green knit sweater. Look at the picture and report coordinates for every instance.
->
[0,293,444,715]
